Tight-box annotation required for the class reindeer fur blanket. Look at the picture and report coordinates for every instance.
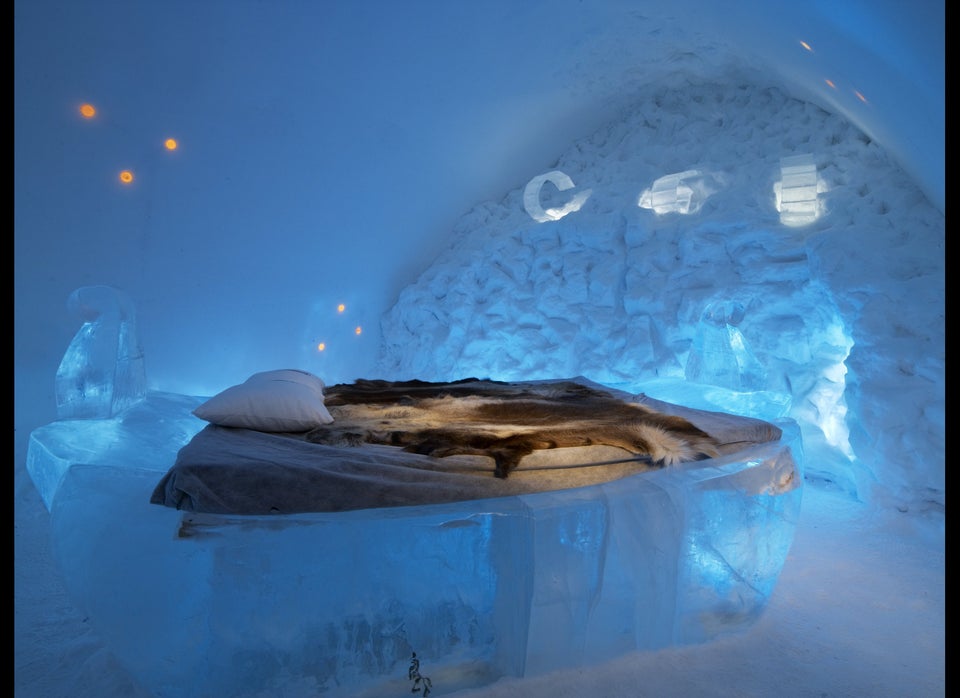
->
[150,377,783,515]
[310,378,721,478]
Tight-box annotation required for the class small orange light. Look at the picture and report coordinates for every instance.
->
[317,342,326,352]
[337,303,345,313]
[119,170,134,184]
[164,138,178,151]
[355,326,362,335]
[80,104,96,118]
[799,40,813,52]
[824,79,836,89]
[854,90,868,103]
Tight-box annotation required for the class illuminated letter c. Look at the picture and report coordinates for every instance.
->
[523,170,593,222]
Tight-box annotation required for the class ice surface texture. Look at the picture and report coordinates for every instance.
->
[55,285,147,420]
[32,391,801,697]
[376,80,945,514]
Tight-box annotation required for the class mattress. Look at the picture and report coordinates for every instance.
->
[150,377,783,515]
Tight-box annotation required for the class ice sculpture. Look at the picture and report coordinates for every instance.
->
[55,285,146,420]
[775,153,820,227]
[685,300,767,391]
[637,169,723,215]
[29,387,802,697]
[523,170,593,222]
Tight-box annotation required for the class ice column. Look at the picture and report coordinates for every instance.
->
[55,285,147,419]
[684,300,766,391]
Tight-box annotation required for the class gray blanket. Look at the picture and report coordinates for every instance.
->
[149,378,782,515]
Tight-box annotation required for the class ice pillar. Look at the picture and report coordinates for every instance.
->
[55,285,147,419]
[684,300,766,391]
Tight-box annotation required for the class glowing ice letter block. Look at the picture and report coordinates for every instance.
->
[523,170,592,222]
[55,285,147,419]
[637,170,704,215]
[638,169,728,216]
[777,153,818,226]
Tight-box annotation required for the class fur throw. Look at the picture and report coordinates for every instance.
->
[306,378,721,479]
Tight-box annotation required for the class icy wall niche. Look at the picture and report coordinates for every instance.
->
[377,77,945,517]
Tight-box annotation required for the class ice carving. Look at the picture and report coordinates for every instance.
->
[55,285,147,420]
[523,170,592,222]
[685,300,767,391]
[637,169,723,215]
[775,153,820,226]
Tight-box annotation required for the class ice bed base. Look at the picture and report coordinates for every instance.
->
[31,393,803,698]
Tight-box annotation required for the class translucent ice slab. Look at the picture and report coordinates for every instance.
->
[26,391,205,511]
[55,285,147,420]
[29,391,803,698]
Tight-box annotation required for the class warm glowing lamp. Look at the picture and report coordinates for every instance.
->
[355,326,362,336]
[164,138,178,151]
[119,170,134,184]
[337,304,345,313]
[317,342,326,352]
[79,104,96,118]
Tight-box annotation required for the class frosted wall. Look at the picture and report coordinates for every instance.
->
[378,79,944,515]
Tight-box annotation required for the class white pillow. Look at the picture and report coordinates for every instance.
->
[192,369,334,432]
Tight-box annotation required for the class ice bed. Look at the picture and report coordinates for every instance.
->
[27,370,803,698]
